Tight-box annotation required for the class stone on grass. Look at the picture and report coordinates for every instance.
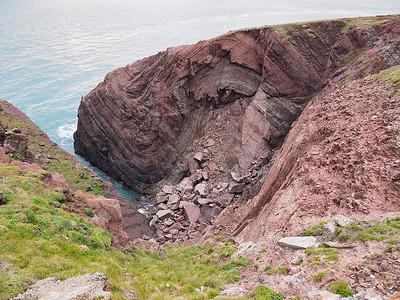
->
[12,272,111,300]
[323,221,336,240]
[334,214,353,227]
[278,236,317,249]
[122,290,138,299]
[0,224,9,231]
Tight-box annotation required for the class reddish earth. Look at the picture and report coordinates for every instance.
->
[74,16,400,247]
[205,70,400,298]
[75,16,399,195]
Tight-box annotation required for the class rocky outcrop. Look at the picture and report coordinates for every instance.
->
[213,65,400,243]
[0,100,154,246]
[75,17,400,194]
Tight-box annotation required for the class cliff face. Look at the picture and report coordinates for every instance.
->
[0,100,154,246]
[74,17,390,194]
[74,16,400,245]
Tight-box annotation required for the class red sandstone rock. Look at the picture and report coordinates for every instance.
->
[156,209,174,220]
[184,202,200,224]
[0,147,9,164]
[216,69,400,244]
[76,18,374,194]
[73,16,400,246]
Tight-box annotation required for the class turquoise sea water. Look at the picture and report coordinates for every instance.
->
[1,0,399,199]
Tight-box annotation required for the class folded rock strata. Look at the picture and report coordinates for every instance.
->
[75,17,398,194]
[74,16,400,244]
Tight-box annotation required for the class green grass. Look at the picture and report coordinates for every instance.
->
[328,280,354,297]
[333,219,400,244]
[366,65,400,87]
[0,103,105,196]
[83,207,94,217]
[305,246,339,266]
[341,18,390,34]
[300,221,326,236]
[0,162,251,299]
[252,285,285,300]
[313,271,327,282]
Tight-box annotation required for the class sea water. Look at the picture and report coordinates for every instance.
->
[0,0,398,200]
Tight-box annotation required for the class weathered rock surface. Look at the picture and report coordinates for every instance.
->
[278,236,317,249]
[74,16,400,246]
[12,272,111,300]
[218,65,400,243]
[75,17,400,194]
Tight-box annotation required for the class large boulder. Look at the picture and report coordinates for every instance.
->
[12,272,111,300]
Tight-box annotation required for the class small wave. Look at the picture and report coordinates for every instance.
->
[57,123,77,139]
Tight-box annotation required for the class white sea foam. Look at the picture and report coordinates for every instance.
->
[57,123,77,139]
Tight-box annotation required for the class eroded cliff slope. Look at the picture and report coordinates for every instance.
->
[75,16,400,195]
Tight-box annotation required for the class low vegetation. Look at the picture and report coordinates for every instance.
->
[340,17,390,34]
[328,280,354,297]
[0,103,104,196]
[0,163,256,299]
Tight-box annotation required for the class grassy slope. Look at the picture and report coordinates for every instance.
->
[0,102,104,196]
[0,158,258,299]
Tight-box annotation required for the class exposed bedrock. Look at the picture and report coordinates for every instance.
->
[74,16,400,194]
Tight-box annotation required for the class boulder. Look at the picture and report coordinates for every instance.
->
[188,157,199,174]
[156,195,168,204]
[184,203,200,224]
[229,183,246,194]
[179,201,190,209]
[178,177,193,192]
[207,162,218,172]
[334,214,353,227]
[194,183,207,197]
[12,272,112,300]
[167,194,180,208]
[230,171,243,183]
[323,221,336,240]
[193,152,204,162]
[278,236,318,249]
[158,203,168,210]
[197,198,212,205]
[217,193,234,208]
[162,185,173,194]
[156,209,174,220]
[199,205,223,224]
[203,139,215,148]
